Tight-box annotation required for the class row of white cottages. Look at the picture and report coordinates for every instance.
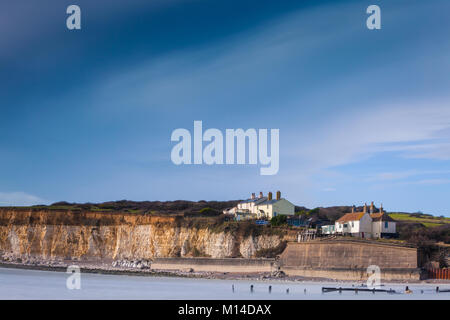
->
[321,202,397,239]
[223,191,295,220]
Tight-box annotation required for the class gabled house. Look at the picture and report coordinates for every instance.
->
[370,205,397,238]
[335,205,373,238]
[333,202,397,239]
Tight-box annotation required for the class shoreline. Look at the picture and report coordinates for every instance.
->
[1,261,449,285]
[0,261,208,279]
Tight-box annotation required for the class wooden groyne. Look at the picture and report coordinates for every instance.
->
[322,287,397,294]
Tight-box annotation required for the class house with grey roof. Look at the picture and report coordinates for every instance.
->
[226,191,295,220]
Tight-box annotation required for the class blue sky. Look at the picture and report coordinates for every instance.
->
[1,0,450,215]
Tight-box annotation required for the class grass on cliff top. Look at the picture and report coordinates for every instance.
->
[389,212,450,228]
[7,204,114,212]
[3,200,240,217]
[4,204,153,214]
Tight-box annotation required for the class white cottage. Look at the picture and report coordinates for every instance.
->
[335,207,373,239]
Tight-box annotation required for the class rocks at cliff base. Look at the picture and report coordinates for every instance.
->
[1,253,40,265]
[112,259,151,269]
[271,270,286,278]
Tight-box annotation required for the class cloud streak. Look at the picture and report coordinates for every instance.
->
[289,102,450,173]
[0,192,49,206]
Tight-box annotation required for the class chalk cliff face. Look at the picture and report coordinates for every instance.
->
[0,209,286,262]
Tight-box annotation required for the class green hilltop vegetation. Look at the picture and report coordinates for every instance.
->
[386,212,450,246]
[388,212,450,228]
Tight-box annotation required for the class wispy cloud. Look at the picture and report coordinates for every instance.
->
[413,179,450,185]
[290,102,450,172]
[366,170,450,182]
[0,192,49,206]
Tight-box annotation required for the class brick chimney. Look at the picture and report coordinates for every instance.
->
[268,192,273,201]
[380,203,383,214]
[259,192,263,199]
[351,206,355,213]
[370,201,374,214]
[251,193,255,200]
[276,191,281,200]
[363,203,367,213]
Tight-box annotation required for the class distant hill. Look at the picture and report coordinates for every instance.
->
[6,200,240,217]
[294,205,371,222]
[389,212,450,227]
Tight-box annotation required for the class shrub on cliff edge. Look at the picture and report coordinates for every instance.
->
[270,215,287,226]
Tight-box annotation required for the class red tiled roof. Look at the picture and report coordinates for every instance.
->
[370,212,395,222]
[336,212,366,223]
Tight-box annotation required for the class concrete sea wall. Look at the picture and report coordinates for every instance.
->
[151,257,276,273]
[279,240,420,280]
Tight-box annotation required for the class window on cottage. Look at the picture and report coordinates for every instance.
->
[351,221,354,227]
[385,221,388,228]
